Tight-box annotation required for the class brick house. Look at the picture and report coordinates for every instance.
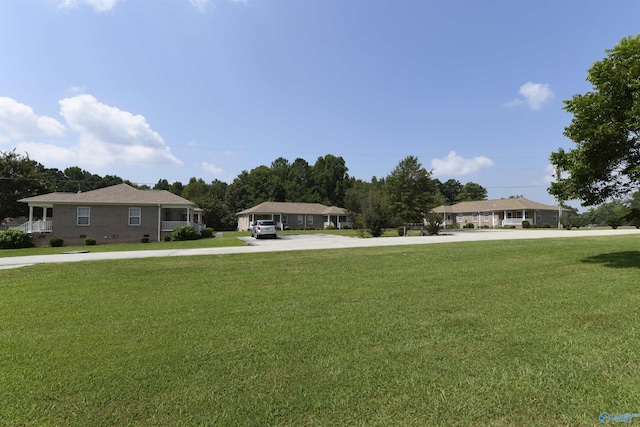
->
[237,202,350,231]
[432,198,563,228]
[17,183,204,246]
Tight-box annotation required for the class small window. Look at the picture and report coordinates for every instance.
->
[129,207,141,226]
[483,212,489,222]
[282,215,288,224]
[77,207,90,226]
[297,215,304,225]
[307,216,313,225]
[472,213,478,222]
[457,213,464,222]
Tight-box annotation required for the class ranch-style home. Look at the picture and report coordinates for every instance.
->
[431,198,563,228]
[237,202,350,231]
[17,183,204,246]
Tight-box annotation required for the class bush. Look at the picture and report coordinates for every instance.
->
[0,229,33,249]
[200,228,215,238]
[164,235,172,242]
[84,237,96,246]
[325,224,337,230]
[522,220,531,228]
[397,226,405,236]
[463,223,475,229]
[140,237,150,243]
[542,223,551,228]
[171,225,199,241]
[49,237,64,247]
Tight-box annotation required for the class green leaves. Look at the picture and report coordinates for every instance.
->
[550,34,640,205]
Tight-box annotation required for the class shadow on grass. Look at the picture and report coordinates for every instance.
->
[582,251,640,269]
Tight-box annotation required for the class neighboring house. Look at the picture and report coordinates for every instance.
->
[16,183,204,246]
[432,198,563,228]
[237,202,350,231]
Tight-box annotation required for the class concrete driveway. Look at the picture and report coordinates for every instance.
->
[1,228,639,270]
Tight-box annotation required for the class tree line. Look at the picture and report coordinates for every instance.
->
[1,150,489,232]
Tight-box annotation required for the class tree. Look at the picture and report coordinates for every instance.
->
[312,154,350,206]
[455,182,488,202]
[361,190,388,238]
[549,34,640,205]
[385,155,441,224]
[435,179,463,204]
[0,150,52,221]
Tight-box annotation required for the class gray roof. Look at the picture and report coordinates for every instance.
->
[432,198,561,213]
[237,201,347,216]
[19,183,197,207]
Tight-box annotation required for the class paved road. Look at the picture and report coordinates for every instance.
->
[1,228,639,270]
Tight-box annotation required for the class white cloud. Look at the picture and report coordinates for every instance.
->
[13,141,78,164]
[190,0,211,13]
[59,94,182,167]
[504,82,554,111]
[201,161,223,176]
[0,97,65,143]
[59,0,120,12]
[431,151,494,176]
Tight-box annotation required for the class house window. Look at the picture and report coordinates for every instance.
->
[77,207,90,226]
[282,215,288,225]
[516,211,524,219]
[297,215,304,225]
[457,213,464,222]
[472,213,478,222]
[536,211,541,222]
[129,207,141,226]
[483,213,489,222]
[307,215,313,225]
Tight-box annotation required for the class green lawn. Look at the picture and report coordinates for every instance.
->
[1,235,639,425]
[0,233,246,258]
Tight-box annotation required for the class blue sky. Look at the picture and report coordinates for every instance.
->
[1,0,638,207]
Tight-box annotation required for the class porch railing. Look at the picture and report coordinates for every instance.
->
[323,221,352,229]
[161,221,205,232]
[502,218,530,226]
[13,221,53,233]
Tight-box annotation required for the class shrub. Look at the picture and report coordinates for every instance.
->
[325,224,337,230]
[84,237,96,246]
[49,237,64,247]
[542,223,551,228]
[140,237,150,243]
[463,223,475,229]
[164,235,172,242]
[171,225,199,241]
[200,228,215,238]
[0,229,33,249]
[397,226,405,236]
[522,220,531,228]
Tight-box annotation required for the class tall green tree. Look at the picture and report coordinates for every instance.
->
[455,182,488,202]
[385,155,441,224]
[435,179,463,204]
[286,158,315,202]
[312,154,350,206]
[0,150,52,220]
[549,34,640,205]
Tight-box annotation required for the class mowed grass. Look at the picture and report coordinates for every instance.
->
[1,236,640,426]
[0,234,245,258]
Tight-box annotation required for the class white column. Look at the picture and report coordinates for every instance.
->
[28,206,34,233]
[157,205,162,242]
